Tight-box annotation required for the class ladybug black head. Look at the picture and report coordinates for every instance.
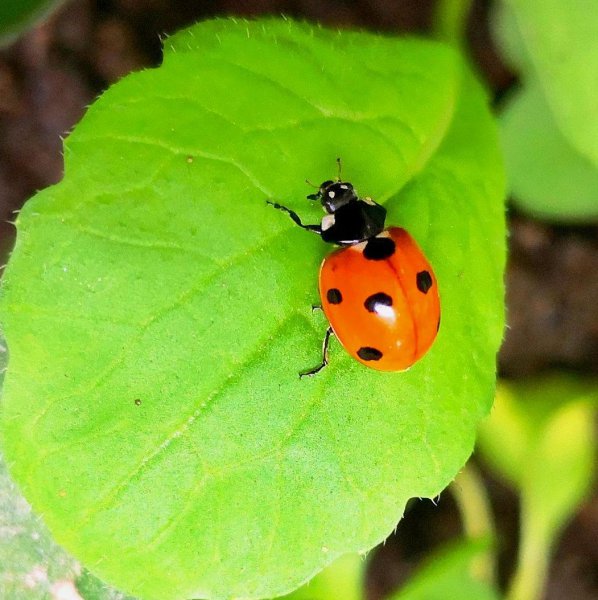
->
[307,180,358,214]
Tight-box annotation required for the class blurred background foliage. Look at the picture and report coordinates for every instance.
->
[494,0,598,222]
[0,0,65,46]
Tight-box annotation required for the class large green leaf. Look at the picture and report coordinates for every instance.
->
[0,18,505,600]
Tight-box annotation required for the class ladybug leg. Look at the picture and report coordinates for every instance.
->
[266,201,322,235]
[311,304,322,312]
[299,326,334,378]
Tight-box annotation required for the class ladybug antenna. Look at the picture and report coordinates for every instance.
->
[336,157,342,181]
[305,178,319,189]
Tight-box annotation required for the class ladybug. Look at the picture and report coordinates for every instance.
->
[268,162,440,377]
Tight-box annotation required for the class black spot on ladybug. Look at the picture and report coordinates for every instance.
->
[363,237,395,260]
[357,347,383,361]
[416,270,433,294]
[364,292,393,313]
[327,288,343,304]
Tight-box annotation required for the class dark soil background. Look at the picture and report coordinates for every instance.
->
[0,1,596,599]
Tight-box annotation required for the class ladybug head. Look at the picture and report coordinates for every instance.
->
[307,180,358,213]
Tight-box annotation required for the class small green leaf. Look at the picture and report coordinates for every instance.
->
[0,0,64,45]
[0,18,505,600]
[500,83,598,222]
[478,376,597,492]
[502,0,598,168]
[278,553,363,600]
[388,539,500,600]
[491,2,531,75]
[478,376,596,600]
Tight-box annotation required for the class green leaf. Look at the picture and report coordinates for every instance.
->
[493,0,598,222]
[0,332,5,389]
[502,0,598,168]
[76,569,140,600]
[477,376,596,600]
[432,0,474,50]
[277,553,363,600]
[1,341,74,599]
[500,83,598,222]
[388,539,500,600]
[491,2,531,75]
[0,335,135,600]
[0,17,505,600]
[2,338,80,598]
[477,376,597,491]
[1,339,143,600]
[0,450,79,598]
[0,0,64,45]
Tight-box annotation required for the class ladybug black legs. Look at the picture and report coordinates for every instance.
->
[299,326,334,378]
[266,201,322,235]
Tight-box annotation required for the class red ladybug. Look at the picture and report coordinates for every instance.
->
[268,164,440,377]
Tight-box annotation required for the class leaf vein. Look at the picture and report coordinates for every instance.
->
[84,312,304,538]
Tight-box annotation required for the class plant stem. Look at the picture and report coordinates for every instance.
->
[432,0,474,48]
[450,462,496,584]
[506,503,549,600]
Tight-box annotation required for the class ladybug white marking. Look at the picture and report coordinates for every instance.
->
[321,214,335,231]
